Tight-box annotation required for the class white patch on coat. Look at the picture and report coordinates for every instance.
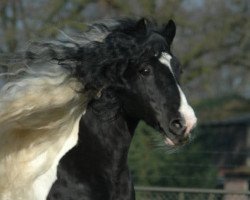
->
[32,115,82,200]
[0,64,92,200]
[159,52,174,75]
[177,85,197,134]
[159,52,197,135]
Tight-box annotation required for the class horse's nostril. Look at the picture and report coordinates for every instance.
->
[171,119,183,129]
[173,121,182,129]
[169,119,187,136]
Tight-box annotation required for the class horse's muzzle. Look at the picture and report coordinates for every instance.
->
[165,112,197,146]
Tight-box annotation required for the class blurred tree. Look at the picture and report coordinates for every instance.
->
[176,0,249,82]
[1,0,248,81]
[128,122,218,188]
[0,0,92,52]
[0,0,18,52]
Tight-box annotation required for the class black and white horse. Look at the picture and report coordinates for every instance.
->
[0,18,196,200]
[47,18,197,200]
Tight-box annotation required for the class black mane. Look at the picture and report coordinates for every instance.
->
[26,18,171,91]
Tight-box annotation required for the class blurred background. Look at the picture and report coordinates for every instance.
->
[0,0,249,199]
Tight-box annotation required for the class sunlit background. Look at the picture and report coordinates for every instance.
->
[0,0,249,199]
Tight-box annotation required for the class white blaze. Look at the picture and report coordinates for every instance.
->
[177,85,197,134]
[159,52,174,75]
[159,52,197,135]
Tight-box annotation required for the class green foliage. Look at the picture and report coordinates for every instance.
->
[194,95,250,122]
[128,122,218,188]
[1,0,249,77]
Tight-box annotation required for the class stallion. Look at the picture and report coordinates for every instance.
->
[47,18,197,200]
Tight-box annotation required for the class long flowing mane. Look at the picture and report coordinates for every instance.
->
[0,18,138,200]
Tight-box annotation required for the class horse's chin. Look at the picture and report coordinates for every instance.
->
[164,137,176,146]
[164,135,190,147]
[155,123,190,147]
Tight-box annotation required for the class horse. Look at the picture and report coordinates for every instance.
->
[46,18,197,200]
[0,17,196,200]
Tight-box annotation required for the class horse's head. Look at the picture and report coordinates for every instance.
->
[97,18,197,147]
[69,18,196,147]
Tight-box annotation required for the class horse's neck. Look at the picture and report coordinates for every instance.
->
[48,92,136,200]
[89,89,139,135]
[77,91,133,169]
[89,93,121,123]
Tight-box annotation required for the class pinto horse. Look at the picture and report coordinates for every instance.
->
[47,18,197,200]
[0,18,196,200]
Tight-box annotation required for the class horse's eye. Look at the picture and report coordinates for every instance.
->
[139,66,151,76]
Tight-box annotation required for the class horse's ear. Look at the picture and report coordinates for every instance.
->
[162,19,176,45]
[135,18,148,35]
